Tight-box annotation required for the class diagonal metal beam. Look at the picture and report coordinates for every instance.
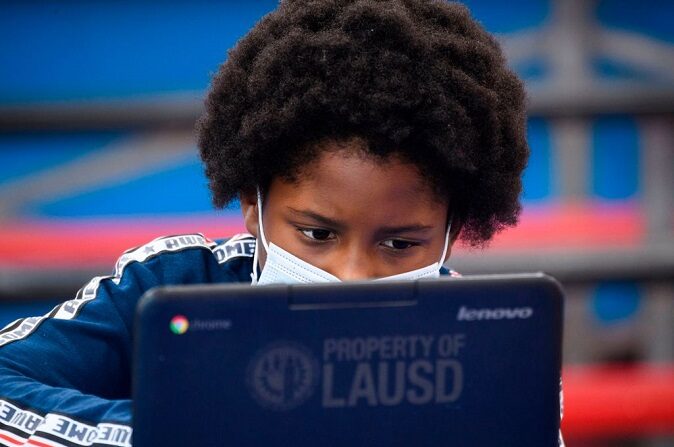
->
[597,29,674,81]
[0,129,197,219]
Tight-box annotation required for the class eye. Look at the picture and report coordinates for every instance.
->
[299,228,335,242]
[381,239,418,250]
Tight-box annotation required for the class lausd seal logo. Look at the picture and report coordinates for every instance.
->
[247,341,319,411]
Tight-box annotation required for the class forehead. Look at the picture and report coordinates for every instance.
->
[268,145,448,224]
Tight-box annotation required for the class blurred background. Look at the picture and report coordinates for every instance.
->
[0,0,672,445]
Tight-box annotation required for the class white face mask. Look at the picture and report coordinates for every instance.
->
[251,190,450,285]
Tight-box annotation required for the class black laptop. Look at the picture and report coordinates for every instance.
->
[133,273,563,446]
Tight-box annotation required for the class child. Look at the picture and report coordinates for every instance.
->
[0,1,529,446]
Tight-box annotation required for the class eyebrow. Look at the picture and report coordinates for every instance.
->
[287,207,434,235]
[287,207,346,230]
[378,224,434,235]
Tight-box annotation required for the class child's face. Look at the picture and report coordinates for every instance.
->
[241,142,456,280]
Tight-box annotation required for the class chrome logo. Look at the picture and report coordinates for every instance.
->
[169,315,189,335]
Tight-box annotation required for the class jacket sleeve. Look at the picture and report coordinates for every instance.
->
[0,234,226,447]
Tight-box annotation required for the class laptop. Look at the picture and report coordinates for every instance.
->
[132,273,563,446]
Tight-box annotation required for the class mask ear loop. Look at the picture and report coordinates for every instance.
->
[250,188,269,284]
[438,220,452,268]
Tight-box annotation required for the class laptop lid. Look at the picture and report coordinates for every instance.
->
[133,273,563,447]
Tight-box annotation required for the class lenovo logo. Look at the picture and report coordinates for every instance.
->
[457,306,533,321]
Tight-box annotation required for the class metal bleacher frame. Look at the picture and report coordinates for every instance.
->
[2,0,671,289]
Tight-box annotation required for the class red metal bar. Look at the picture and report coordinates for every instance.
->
[0,202,648,268]
[562,364,674,438]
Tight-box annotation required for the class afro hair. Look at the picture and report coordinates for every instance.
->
[197,0,529,246]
